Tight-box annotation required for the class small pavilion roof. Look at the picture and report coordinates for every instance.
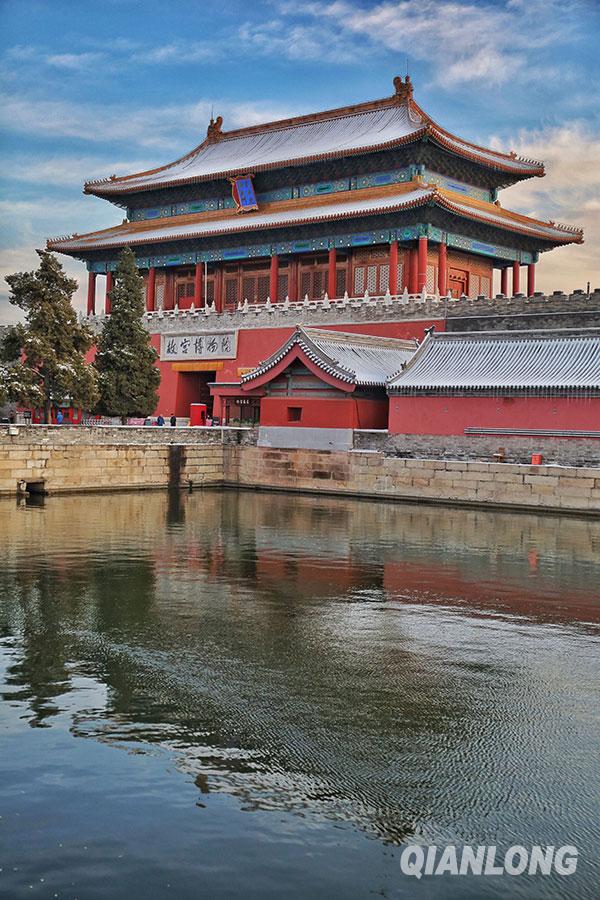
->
[84,77,544,198]
[47,180,582,255]
[241,327,418,388]
[387,329,600,393]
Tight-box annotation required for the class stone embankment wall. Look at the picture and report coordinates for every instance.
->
[225,447,600,515]
[0,430,225,495]
[1,426,599,514]
[353,431,600,468]
[0,424,255,446]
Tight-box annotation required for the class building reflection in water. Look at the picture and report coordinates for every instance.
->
[0,489,599,846]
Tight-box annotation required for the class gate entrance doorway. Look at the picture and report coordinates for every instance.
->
[175,370,217,418]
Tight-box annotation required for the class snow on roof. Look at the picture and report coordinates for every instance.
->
[84,78,544,197]
[241,327,418,388]
[47,181,581,255]
[439,195,583,242]
[388,329,600,392]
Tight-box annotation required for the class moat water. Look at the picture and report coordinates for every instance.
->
[0,489,598,900]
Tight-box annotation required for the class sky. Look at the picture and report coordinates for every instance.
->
[1,0,599,324]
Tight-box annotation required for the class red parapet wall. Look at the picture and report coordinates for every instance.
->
[260,396,388,430]
[388,395,600,436]
[150,319,444,417]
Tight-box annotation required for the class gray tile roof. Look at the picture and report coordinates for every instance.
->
[242,327,418,388]
[84,87,543,196]
[388,329,600,393]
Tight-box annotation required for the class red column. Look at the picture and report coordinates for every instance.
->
[327,247,337,298]
[437,242,447,295]
[166,270,175,310]
[105,271,113,315]
[269,254,279,302]
[500,267,508,297]
[289,257,298,301]
[214,265,223,312]
[409,247,418,293]
[194,262,202,308]
[147,267,156,312]
[417,236,428,291]
[388,240,398,295]
[86,272,96,316]
[527,263,535,296]
[512,261,520,296]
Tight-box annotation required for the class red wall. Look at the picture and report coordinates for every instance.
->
[260,396,388,429]
[389,395,600,435]
[150,319,443,417]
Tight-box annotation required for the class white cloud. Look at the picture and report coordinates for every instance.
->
[497,122,600,292]
[2,154,156,187]
[45,52,105,70]
[132,42,219,64]
[237,20,367,63]
[0,93,305,151]
[2,38,218,74]
[0,246,89,324]
[246,0,588,87]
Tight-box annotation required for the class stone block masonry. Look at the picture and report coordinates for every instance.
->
[0,441,224,496]
[225,447,600,516]
[1,427,599,515]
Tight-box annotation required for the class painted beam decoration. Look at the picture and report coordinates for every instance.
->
[160,330,238,361]
[230,174,258,213]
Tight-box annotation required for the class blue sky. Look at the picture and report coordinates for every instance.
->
[1,0,599,322]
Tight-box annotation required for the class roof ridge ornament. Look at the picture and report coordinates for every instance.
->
[393,74,414,102]
[206,115,223,143]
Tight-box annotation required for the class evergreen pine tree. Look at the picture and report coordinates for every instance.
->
[0,326,43,409]
[95,247,160,421]
[4,250,98,422]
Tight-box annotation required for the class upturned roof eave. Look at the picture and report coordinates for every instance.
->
[48,183,582,255]
[83,129,428,198]
[84,125,542,199]
[83,85,545,199]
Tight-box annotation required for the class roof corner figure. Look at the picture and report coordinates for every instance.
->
[393,74,413,101]
[206,115,223,143]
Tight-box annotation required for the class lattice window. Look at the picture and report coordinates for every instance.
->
[314,270,325,298]
[481,276,490,298]
[155,284,165,310]
[176,281,194,301]
[397,263,404,292]
[300,271,311,298]
[277,274,288,300]
[205,281,214,305]
[366,265,378,293]
[470,274,480,297]
[335,268,346,298]
[257,275,269,303]
[426,264,435,293]
[354,267,365,295]
[242,276,254,302]
[225,278,238,306]
[354,246,388,262]
[379,264,390,293]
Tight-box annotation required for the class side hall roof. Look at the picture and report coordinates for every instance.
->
[84,76,544,198]
[47,180,582,255]
[388,329,600,393]
[241,327,418,388]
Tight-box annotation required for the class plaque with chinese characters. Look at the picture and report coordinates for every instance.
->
[160,331,238,361]
[229,174,258,213]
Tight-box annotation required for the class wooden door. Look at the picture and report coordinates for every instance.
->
[449,267,468,298]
